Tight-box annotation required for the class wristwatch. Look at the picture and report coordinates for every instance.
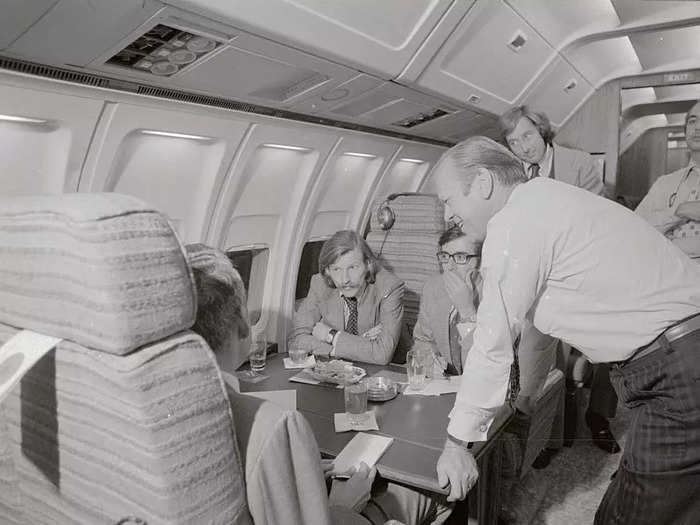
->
[327,328,338,345]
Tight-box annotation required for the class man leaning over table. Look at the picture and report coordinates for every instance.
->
[432,136,700,525]
[636,99,700,262]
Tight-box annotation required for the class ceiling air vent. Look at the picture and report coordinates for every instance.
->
[392,108,451,128]
[507,31,527,53]
[107,24,220,77]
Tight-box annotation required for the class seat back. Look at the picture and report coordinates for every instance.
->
[366,194,445,363]
[0,193,250,525]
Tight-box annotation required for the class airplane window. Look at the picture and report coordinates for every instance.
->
[226,248,269,324]
[295,241,325,301]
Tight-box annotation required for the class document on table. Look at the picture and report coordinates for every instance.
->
[403,375,461,396]
[332,432,394,475]
[289,370,343,388]
[222,371,297,410]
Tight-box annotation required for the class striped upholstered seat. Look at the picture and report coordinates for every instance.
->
[366,194,445,363]
[0,193,250,525]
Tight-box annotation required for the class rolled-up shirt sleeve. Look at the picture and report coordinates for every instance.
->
[447,218,549,443]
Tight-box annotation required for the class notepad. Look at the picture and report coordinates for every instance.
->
[332,432,394,475]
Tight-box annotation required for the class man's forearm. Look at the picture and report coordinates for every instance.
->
[676,200,700,221]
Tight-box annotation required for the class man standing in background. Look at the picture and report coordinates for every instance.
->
[636,99,700,262]
[498,106,620,454]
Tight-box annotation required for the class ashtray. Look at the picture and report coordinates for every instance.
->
[366,376,398,402]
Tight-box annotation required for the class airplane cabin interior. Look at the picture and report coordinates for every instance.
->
[1,1,700,524]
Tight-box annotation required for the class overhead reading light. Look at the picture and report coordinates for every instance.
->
[563,79,578,93]
[345,152,376,158]
[262,143,310,152]
[507,31,527,53]
[466,95,481,104]
[0,114,48,124]
[107,24,220,77]
[400,158,425,164]
[141,130,213,141]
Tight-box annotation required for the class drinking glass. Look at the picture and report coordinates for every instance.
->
[249,336,267,373]
[406,349,426,390]
[288,342,308,364]
[344,379,369,426]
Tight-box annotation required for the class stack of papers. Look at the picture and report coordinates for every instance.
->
[334,411,379,432]
[289,370,343,388]
[332,432,394,475]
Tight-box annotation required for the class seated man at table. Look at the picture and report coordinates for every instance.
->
[413,225,481,376]
[186,243,452,525]
[290,230,406,365]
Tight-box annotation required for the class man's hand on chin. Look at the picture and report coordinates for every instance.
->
[437,436,479,502]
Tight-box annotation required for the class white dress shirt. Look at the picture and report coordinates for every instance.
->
[447,178,700,442]
[635,160,700,259]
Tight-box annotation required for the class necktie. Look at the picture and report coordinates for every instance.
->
[507,347,520,405]
[343,296,358,335]
[448,309,463,375]
[529,164,540,180]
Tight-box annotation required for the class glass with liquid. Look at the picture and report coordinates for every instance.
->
[406,349,426,390]
[344,379,368,426]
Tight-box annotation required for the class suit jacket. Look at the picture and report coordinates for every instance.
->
[226,382,370,525]
[552,143,605,197]
[291,268,405,365]
[412,273,477,369]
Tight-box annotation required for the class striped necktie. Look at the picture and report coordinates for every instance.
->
[507,348,520,404]
[343,296,358,335]
[529,163,540,180]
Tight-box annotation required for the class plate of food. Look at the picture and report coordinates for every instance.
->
[307,359,366,385]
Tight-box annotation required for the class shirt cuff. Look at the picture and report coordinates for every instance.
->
[447,405,495,443]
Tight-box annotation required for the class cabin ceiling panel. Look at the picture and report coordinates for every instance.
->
[415,0,555,114]
[0,0,57,50]
[564,37,641,87]
[163,0,460,79]
[611,0,700,25]
[289,74,383,116]
[0,83,103,196]
[409,109,495,142]
[506,0,619,50]
[522,56,593,128]
[629,26,700,71]
[6,0,163,66]
[80,103,250,243]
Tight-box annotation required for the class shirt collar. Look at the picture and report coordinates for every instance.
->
[523,144,553,178]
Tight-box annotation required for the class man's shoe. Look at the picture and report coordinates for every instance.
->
[585,411,621,454]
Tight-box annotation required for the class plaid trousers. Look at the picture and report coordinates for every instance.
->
[594,327,700,524]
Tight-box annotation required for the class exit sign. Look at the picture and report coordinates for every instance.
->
[664,72,694,83]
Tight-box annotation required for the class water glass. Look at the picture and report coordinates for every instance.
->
[406,349,426,390]
[249,337,267,373]
[344,380,368,426]
[288,343,308,364]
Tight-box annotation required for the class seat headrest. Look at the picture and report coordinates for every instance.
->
[0,192,196,355]
[370,193,445,233]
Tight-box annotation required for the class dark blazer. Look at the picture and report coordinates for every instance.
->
[290,268,405,365]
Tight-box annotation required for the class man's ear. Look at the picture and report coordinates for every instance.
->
[473,167,494,199]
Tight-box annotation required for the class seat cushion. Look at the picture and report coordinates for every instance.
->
[0,193,196,355]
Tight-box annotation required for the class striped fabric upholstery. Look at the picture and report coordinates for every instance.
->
[0,193,196,356]
[366,194,445,363]
[0,193,250,525]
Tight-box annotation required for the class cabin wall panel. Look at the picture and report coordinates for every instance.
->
[79,102,250,243]
[0,84,104,196]
[618,128,668,200]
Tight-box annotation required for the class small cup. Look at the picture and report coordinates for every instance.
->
[249,337,267,373]
[344,379,368,426]
[288,345,308,364]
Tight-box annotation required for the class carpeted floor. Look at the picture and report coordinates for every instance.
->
[504,390,629,524]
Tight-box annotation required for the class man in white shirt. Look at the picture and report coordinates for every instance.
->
[433,136,700,524]
[499,105,620,455]
[636,99,700,261]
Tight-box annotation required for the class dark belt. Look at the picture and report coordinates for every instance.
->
[621,312,700,365]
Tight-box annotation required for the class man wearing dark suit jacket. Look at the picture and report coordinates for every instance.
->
[498,105,620,454]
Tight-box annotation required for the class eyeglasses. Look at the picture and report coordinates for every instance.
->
[436,251,478,265]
